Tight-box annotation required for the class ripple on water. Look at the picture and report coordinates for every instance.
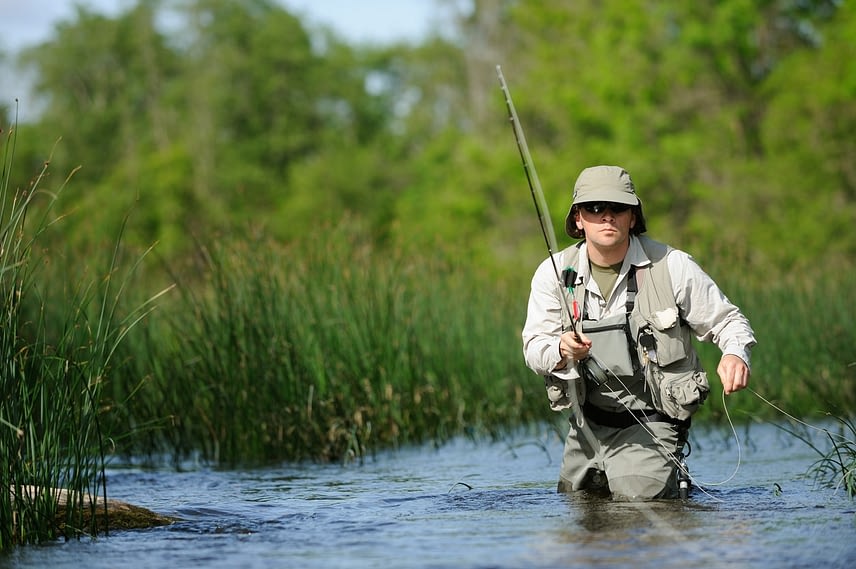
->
[3,424,855,569]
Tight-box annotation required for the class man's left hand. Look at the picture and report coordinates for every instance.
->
[718,354,750,395]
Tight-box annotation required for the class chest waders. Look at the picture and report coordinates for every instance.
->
[558,237,698,499]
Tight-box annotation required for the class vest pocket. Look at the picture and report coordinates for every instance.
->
[646,365,710,421]
[582,313,636,377]
[635,307,689,366]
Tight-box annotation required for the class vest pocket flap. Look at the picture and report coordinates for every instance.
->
[660,369,710,421]
[631,308,688,367]
[665,370,709,404]
[651,308,679,330]
[643,312,689,367]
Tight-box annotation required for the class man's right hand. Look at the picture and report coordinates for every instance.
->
[559,329,592,365]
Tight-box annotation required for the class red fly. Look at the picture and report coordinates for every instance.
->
[571,299,583,341]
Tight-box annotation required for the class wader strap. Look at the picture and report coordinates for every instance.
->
[581,265,638,320]
[625,266,637,314]
[583,402,690,430]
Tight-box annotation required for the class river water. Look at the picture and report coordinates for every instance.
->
[3,422,854,569]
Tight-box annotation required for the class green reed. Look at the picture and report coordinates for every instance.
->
[112,225,546,465]
[773,415,856,498]
[814,416,856,498]
[805,416,856,498]
[0,126,163,549]
[696,266,855,421]
[108,226,856,466]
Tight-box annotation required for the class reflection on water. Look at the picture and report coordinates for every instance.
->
[2,423,854,569]
[546,494,719,567]
[565,493,709,533]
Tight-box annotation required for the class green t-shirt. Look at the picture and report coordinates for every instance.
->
[589,260,623,303]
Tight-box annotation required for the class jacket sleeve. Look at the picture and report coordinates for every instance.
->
[668,251,757,366]
[522,255,575,378]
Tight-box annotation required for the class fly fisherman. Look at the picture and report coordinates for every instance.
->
[522,165,756,500]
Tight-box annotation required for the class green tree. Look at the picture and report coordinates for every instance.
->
[18,1,183,253]
[467,0,850,273]
[16,0,396,256]
[758,1,856,267]
[11,0,854,277]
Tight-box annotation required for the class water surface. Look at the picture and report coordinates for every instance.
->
[3,423,854,568]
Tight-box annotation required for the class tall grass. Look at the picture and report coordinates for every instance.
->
[696,267,856,420]
[105,225,856,466]
[0,126,165,549]
[811,416,856,497]
[6,212,849,473]
[113,224,545,465]
[774,416,856,497]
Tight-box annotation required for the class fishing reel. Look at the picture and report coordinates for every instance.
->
[578,356,611,385]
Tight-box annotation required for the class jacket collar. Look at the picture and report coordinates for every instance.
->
[575,235,651,283]
[625,235,653,271]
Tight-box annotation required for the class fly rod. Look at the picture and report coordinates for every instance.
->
[495,65,577,331]
[497,67,630,383]
[497,65,599,447]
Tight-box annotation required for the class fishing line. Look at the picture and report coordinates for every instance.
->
[695,386,856,493]
[745,387,856,492]
[667,383,856,491]
[693,389,742,487]
[585,354,727,502]
[748,387,854,445]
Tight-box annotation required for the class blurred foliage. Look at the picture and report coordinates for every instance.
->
[1,0,853,465]
[0,0,851,281]
[2,0,851,283]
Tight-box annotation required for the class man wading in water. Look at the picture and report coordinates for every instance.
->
[522,165,756,500]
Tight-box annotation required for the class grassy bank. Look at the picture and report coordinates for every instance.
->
[101,226,856,466]
[0,130,165,549]
[110,226,544,465]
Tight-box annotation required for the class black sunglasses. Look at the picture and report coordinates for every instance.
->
[580,202,632,215]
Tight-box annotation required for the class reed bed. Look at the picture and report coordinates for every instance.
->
[111,226,546,465]
[0,128,162,549]
[695,268,856,421]
[106,226,856,467]
[0,129,107,548]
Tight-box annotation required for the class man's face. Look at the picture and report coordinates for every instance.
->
[574,202,637,253]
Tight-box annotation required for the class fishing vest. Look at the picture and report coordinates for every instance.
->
[545,236,709,421]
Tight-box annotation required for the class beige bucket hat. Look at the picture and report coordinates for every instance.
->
[565,165,641,237]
